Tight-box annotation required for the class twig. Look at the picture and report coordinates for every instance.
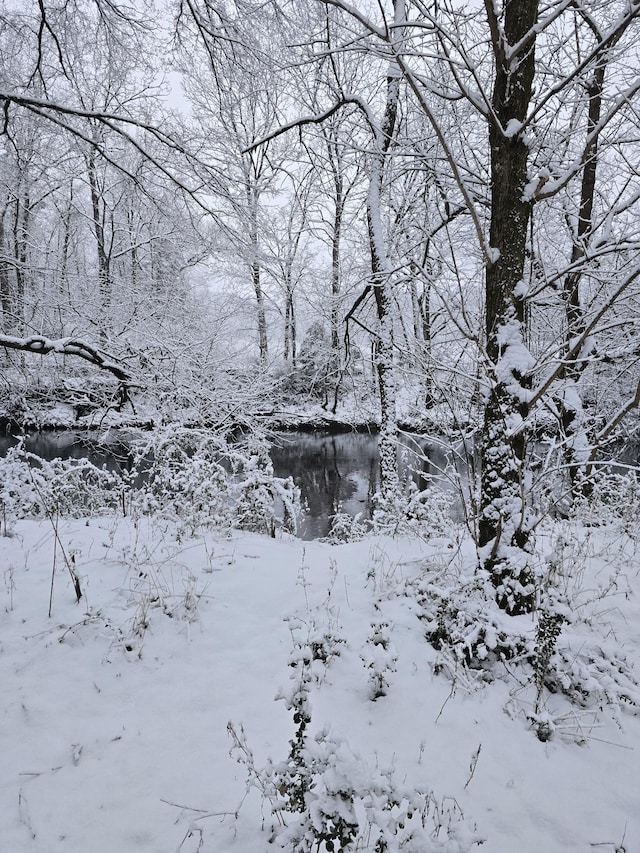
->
[464,743,482,789]
[160,798,209,814]
[25,460,82,606]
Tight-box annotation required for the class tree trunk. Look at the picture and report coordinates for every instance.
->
[558,60,606,495]
[326,127,345,414]
[479,0,539,614]
[412,268,435,408]
[87,149,111,326]
[284,281,296,367]
[248,187,268,360]
[368,0,403,502]
[11,186,30,339]
[0,206,11,334]
[330,165,343,361]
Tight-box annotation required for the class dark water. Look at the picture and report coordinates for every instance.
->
[0,429,458,540]
[270,431,457,538]
[0,431,137,475]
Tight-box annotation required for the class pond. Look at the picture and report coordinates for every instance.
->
[0,429,462,540]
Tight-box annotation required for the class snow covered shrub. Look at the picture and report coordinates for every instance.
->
[128,427,230,533]
[104,531,210,657]
[129,427,300,537]
[324,505,367,544]
[0,443,121,529]
[415,570,535,674]
[533,606,566,697]
[278,320,336,402]
[572,470,640,529]
[360,621,398,700]
[372,482,453,539]
[232,435,299,536]
[530,522,639,721]
[412,520,640,738]
[229,617,358,851]
[540,641,639,721]
[283,615,346,686]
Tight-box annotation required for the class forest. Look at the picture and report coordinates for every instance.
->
[1,2,640,852]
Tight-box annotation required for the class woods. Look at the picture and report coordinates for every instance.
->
[2,4,640,852]
[2,0,640,602]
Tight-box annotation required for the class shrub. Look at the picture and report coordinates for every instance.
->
[0,443,121,531]
[229,616,482,851]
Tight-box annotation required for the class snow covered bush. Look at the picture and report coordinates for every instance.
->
[360,621,398,700]
[277,320,336,402]
[571,470,640,529]
[372,482,453,539]
[528,523,639,725]
[232,435,299,536]
[0,443,122,531]
[0,427,301,540]
[116,561,207,657]
[324,505,368,543]
[127,427,232,533]
[411,515,640,739]
[419,575,535,674]
[129,427,300,537]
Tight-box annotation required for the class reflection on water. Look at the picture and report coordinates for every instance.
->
[0,429,461,540]
[270,432,379,539]
[271,431,460,539]
[0,431,135,474]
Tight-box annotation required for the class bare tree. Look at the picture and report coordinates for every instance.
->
[311,0,640,612]
[176,0,293,361]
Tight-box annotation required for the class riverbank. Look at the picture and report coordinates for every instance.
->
[0,369,467,439]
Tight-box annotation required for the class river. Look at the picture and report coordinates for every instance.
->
[0,429,460,539]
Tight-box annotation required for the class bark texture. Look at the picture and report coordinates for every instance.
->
[479,0,540,613]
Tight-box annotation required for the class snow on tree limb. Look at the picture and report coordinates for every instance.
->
[0,91,227,214]
[0,334,131,383]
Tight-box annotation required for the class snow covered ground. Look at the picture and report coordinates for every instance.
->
[1,515,638,852]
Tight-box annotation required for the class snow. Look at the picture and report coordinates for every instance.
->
[2,512,639,852]
[495,318,536,402]
[504,119,523,138]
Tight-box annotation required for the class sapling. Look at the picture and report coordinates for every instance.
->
[361,621,398,700]
[324,505,367,543]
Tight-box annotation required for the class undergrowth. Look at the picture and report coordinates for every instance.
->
[229,605,483,852]
[410,514,639,741]
[0,428,301,539]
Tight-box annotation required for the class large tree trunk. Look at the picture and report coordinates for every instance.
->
[479,0,539,614]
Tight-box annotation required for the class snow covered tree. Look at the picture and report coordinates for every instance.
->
[476,0,541,612]
[304,0,640,612]
[175,0,295,362]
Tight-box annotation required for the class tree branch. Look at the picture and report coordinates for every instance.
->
[0,334,132,384]
[241,97,376,154]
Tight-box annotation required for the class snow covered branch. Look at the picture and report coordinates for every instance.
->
[0,334,132,384]
[241,97,377,154]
